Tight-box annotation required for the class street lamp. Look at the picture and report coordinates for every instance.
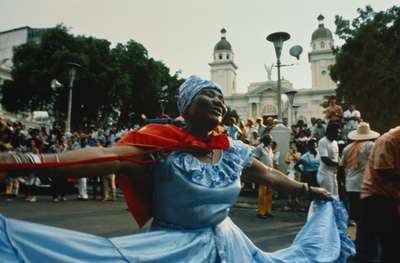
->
[159,85,168,116]
[292,104,300,124]
[285,90,297,106]
[267,32,290,120]
[65,62,82,133]
[159,99,168,116]
[285,90,298,127]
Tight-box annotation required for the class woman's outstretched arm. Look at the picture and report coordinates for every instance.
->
[242,157,331,200]
[0,145,147,180]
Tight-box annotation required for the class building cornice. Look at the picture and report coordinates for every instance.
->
[225,87,336,100]
[296,88,336,96]
[308,49,333,55]
[0,26,31,35]
[209,61,238,70]
[308,49,335,62]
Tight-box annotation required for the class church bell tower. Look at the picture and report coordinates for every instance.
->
[209,28,238,96]
[309,15,336,90]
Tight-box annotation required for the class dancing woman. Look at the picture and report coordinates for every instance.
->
[0,76,354,262]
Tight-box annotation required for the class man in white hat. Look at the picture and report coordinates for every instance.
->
[338,122,380,262]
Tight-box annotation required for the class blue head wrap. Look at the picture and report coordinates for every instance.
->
[177,75,223,116]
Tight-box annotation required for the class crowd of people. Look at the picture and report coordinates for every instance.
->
[0,113,124,203]
[0,75,345,263]
[224,95,398,262]
[0,89,398,262]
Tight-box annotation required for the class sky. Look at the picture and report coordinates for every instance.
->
[0,0,398,93]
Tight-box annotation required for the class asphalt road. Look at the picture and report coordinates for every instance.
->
[0,195,307,252]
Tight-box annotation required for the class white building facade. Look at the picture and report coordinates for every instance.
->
[209,15,336,125]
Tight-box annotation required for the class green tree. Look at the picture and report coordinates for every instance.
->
[163,73,185,118]
[2,26,77,114]
[1,25,117,129]
[330,5,400,132]
[1,25,182,130]
[110,40,181,127]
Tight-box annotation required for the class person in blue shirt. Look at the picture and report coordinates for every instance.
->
[225,116,241,139]
[295,138,320,187]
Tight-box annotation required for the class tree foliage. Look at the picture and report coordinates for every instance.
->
[1,25,182,129]
[330,5,400,132]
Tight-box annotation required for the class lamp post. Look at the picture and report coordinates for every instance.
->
[65,62,82,133]
[267,32,290,120]
[292,104,300,124]
[159,99,168,115]
[285,90,297,127]
[159,85,168,116]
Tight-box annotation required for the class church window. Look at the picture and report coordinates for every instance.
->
[227,54,230,60]
[320,41,325,48]
[321,69,327,75]
[262,104,275,115]
[251,103,257,117]
[219,54,223,60]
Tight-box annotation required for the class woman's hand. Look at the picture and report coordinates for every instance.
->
[309,186,333,201]
[243,159,334,201]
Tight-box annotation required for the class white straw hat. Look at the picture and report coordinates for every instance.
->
[348,122,380,141]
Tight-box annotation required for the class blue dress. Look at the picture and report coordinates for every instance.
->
[0,140,354,262]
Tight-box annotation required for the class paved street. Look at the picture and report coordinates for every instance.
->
[0,195,307,252]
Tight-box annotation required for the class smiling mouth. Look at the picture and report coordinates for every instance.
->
[210,108,223,116]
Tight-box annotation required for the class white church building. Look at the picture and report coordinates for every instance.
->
[209,15,336,125]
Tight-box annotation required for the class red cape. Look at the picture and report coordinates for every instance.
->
[117,124,229,228]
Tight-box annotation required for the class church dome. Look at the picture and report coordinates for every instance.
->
[214,28,232,51]
[312,25,333,41]
[311,15,333,41]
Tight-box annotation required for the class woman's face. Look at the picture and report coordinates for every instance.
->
[290,143,297,151]
[186,89,227,129]
[309,141,317,150]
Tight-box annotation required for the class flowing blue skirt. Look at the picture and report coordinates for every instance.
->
[0,201,354,263]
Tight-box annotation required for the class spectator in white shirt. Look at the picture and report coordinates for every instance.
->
[246,118,259,146]
[343,104,361,136]
[317,122,341,197]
